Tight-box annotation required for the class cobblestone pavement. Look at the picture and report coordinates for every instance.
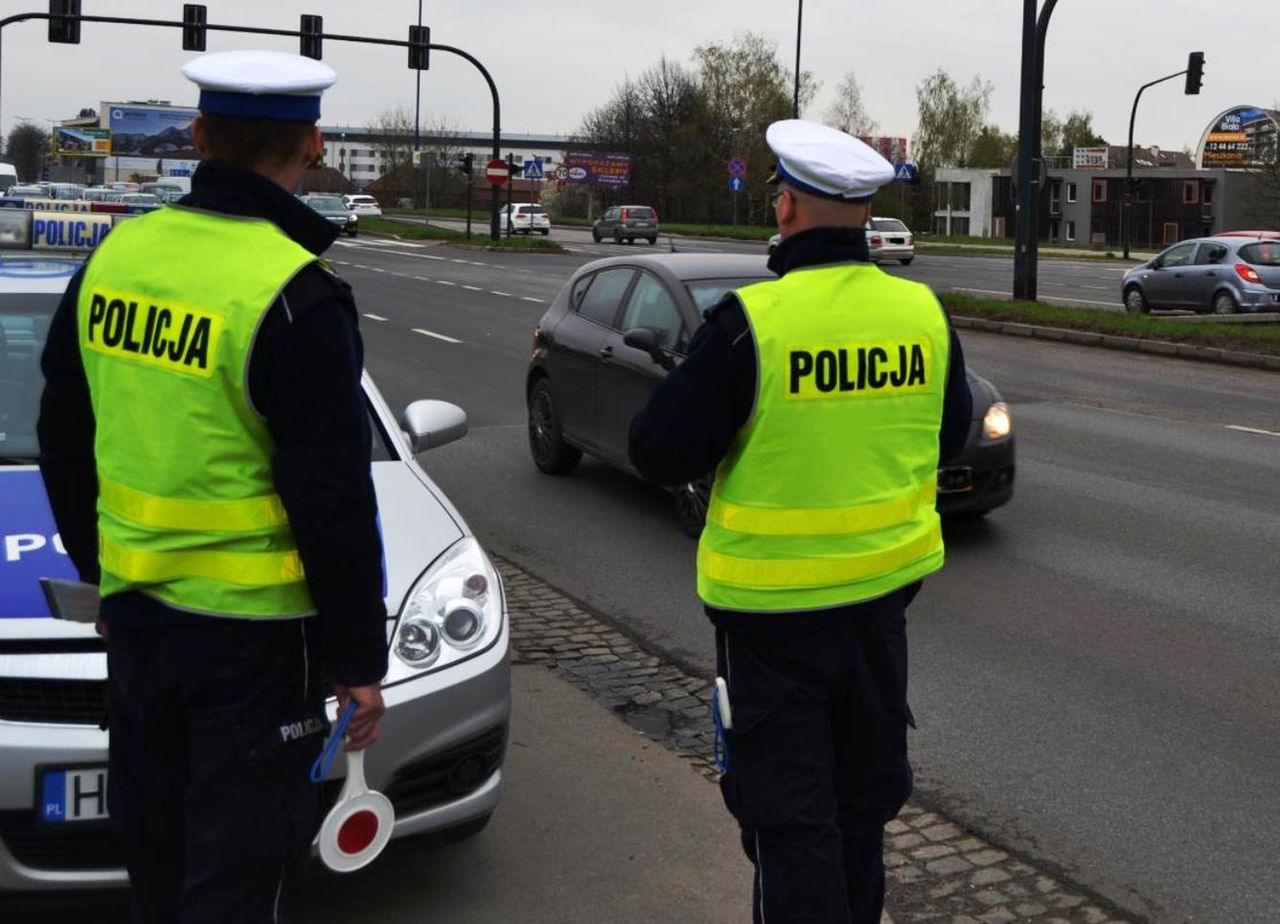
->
[496,555,1142,924]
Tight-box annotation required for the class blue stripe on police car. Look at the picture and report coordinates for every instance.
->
[1,469,77,618]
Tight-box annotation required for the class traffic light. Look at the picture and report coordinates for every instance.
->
[408,25,430,70]
[182,4,207,52]
[300,14,323,60]
[48,0,81,44]
[457,153,474,176]
[1185,52,1205,95]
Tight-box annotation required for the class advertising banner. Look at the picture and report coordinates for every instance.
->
[857,136,909,165]
[564,151,632,188]
[1198,106,1279,168]
[107,103,199,159]
[1072,146,1109,169]
[56,127,111,157]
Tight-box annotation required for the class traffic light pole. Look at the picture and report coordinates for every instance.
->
[1122,68,1191,259]
[1012,0,1057,303]
[0,9,506,240]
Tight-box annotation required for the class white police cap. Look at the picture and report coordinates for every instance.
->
[182,50,336,122]
[766,119,894,203]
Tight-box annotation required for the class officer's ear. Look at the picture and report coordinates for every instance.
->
[191,115,211,158]
[304,126,324,169]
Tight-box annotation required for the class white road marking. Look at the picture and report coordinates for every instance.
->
[371,267,387,273]
[1226,424,1280,438]
[491,291,513,297]
[952,287,1120,307]
[412,327,461,344]
[437,280,457,286]
[362,313,387,321]
[521,296,546,303]
[414,276,431,281]
[461,285,482,291]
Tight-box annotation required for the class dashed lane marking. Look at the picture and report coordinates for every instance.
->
[437,280,457,286]
[491,291,513,297]
[362,313,387,321]
[412,327,462,344]
[521,296,546,303]
[1226,424,1280,438]
[462,285,482,291]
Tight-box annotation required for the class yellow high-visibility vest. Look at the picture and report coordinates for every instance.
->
[77,205,317,618]
[697,261,951,612]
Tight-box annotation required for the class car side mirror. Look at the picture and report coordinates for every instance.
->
[400,400,468,453]
[623,328,674,370]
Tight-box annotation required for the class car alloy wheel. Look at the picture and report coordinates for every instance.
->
[527,379,582,475]
[673,474,713,537]
[1124,286,1149,314]
[1213,291,1238,315]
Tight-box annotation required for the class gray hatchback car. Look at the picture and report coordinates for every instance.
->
[592,205,659,245]
[1121,236,1280,314]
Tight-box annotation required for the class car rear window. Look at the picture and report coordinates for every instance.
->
[309,197,346,210]
[1239,243,1280,266]
[685,277,770,313]
[872,219,909,232]
[626,207,655,219]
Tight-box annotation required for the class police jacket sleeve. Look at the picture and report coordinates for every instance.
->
[252,267,388,687]
[37,267,101,583]
[939,325,973,464]
[628,295,755,487]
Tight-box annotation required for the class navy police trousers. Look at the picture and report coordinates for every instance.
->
[715,598,915,924]
[105,612,328,924]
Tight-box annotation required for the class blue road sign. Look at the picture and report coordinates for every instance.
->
[523,160,545,180]
[894,163,918,184]
[727,156,748,178]
[728,176,745,192]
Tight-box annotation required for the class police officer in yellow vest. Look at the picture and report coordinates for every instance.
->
[630,120,973,924]
[38,51,387,923]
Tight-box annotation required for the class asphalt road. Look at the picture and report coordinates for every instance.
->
[334,235,1279,923]
[406,215,1132,308]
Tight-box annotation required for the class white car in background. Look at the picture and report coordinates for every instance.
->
[767,218,916,265]
[0,220,510,892]
[503,203,552,235]
[343,194,383,218]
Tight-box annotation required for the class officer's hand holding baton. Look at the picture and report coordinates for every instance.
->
[333,683,385,751]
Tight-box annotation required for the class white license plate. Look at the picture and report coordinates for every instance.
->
[39,767,109,823]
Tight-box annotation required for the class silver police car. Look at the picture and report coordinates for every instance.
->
[0,248,509,892]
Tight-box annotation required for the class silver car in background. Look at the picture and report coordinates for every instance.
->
[0,251,509,892]
[1122,236,1280,314]
[867,217,915,265]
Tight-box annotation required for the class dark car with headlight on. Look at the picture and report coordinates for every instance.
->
[525,253,1014,535]
[0,232,508,892]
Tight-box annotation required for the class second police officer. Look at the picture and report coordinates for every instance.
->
[630,119,973,924]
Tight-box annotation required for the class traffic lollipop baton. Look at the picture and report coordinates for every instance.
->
[310,700,394,873]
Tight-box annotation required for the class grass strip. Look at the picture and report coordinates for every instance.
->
[361,217,566,253]
[941,291,1280,356]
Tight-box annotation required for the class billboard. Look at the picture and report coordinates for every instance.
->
[107,103,199,159]
[1196,106,1279,169]
[1073,146,1109,169]
[564,151,632,188]
[857,136,909,165]
[56,127,111,157]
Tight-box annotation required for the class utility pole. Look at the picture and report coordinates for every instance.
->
[792,0,803,119]
[1012,0,1058,302]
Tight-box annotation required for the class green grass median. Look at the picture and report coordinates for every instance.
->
[941,291,1280,356]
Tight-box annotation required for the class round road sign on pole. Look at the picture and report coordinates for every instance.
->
[486,158,510,185]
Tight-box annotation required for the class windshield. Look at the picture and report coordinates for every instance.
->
[350,196,376,205]
[123,194,161,205]
[872,218,909,232]
[1238,242,1280,266]
[1,290,64,461]
[309,197,346,210]
[50,186,83,200]
[685,276,770,313]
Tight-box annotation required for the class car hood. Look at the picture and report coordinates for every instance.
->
[0,461,463,642]
[966,370,1001,417]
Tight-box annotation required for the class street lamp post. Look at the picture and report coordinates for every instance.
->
[792,0,803,119]
[413,0,422,210]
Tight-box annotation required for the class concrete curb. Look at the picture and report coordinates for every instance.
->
[495,555,1142,924]
[951,315,1280,373]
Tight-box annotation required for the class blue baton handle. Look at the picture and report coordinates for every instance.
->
[309,700,358,784]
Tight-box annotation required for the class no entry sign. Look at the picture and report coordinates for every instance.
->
[486,159,510,185]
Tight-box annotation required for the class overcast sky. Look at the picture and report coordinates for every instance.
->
[2,1,1271,154]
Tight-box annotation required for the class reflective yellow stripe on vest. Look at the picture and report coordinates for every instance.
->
[706,481,937,537]
[100,534,305,588]
[99,476,289,534]
[698,521,942,589]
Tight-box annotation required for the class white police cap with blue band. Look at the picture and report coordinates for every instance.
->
[766,119,894,203]
[182,50,336,122]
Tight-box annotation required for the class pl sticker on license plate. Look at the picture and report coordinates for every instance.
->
[40,767,109,823]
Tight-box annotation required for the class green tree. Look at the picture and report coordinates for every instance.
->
[969,125,1018,168]
[1040,109,1063,158]
[4,121,50,182]
[1059,109,1107,155]
[825,72,877,136]
[912,70,993,170]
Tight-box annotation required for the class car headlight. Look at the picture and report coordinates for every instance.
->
[982,401,1012,441]
[391,537,503,675]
